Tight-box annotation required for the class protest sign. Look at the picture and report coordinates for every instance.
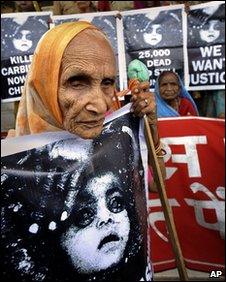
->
[122,5,185,89]
[186,1,225,90]
[1,106,225,277]
[1,12,52,102]
[150,117,225,273]
[1,106,152,281]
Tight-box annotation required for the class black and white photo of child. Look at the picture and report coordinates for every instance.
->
[187,2,225,88]
[1,15,50,59]
[1,114,150,281]
[61,171,130,274]
[187,3,225,47]
[123,9,183,51]
[1,136,94,281]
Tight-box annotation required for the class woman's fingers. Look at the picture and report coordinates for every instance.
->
[128,80,157,122]
[116,89,130,97]
[131,92,155,111]
[130,81,150,95]
[130,91,157,123]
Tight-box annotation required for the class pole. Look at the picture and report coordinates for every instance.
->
[144,115,189,281]
[32,1,41,12]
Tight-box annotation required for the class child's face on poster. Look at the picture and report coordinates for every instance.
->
[143,24,163,46]
[199,20,220,43]
[12,29,33,52]
[61,172,130,274]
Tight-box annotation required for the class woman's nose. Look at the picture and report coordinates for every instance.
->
[85,87,108,115]
[166,83,172,90]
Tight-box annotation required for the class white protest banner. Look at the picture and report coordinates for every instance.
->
[1,3,225,103]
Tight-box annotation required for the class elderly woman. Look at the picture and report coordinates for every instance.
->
[10,21,116,138]
[155,71,199,117]
[8,21,165,192]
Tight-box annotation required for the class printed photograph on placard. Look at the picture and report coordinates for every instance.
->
[1,12,52,101]
[187,2,225,89]
[1,110,152,281]
[122,6,184,88]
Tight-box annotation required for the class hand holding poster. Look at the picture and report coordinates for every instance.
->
[1,108,152,281]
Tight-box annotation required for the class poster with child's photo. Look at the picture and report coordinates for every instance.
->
[1,106,152,281]
[1,12,52,102]
[186,1,225,90]
[122,5,184,89]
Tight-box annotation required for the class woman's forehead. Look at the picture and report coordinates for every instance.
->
[160,72,179,83]
[60,35,116,78]
[61,30,116,72]
[65,29,113,55]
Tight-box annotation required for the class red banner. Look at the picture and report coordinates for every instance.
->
[148,117,225,273]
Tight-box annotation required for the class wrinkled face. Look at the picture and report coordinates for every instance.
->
[159,73,180,100]
[61,173,130,274]
[199,20,220,43]
[12,30,33,52]
[144,24,162,46]
[58,30,116,139]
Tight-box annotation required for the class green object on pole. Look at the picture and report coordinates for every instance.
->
[127,59,149,82]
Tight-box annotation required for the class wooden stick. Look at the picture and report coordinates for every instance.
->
[144,115,189,281]
[32,1,41,11]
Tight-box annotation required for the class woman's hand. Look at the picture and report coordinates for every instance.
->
[115,79,158,137]
[130,81,157,126]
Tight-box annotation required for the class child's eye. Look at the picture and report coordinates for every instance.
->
[108,196,125,213]
[74,207,95,228]
[107,190,125,214]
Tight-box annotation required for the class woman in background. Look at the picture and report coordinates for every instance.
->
[155,71,199,117]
